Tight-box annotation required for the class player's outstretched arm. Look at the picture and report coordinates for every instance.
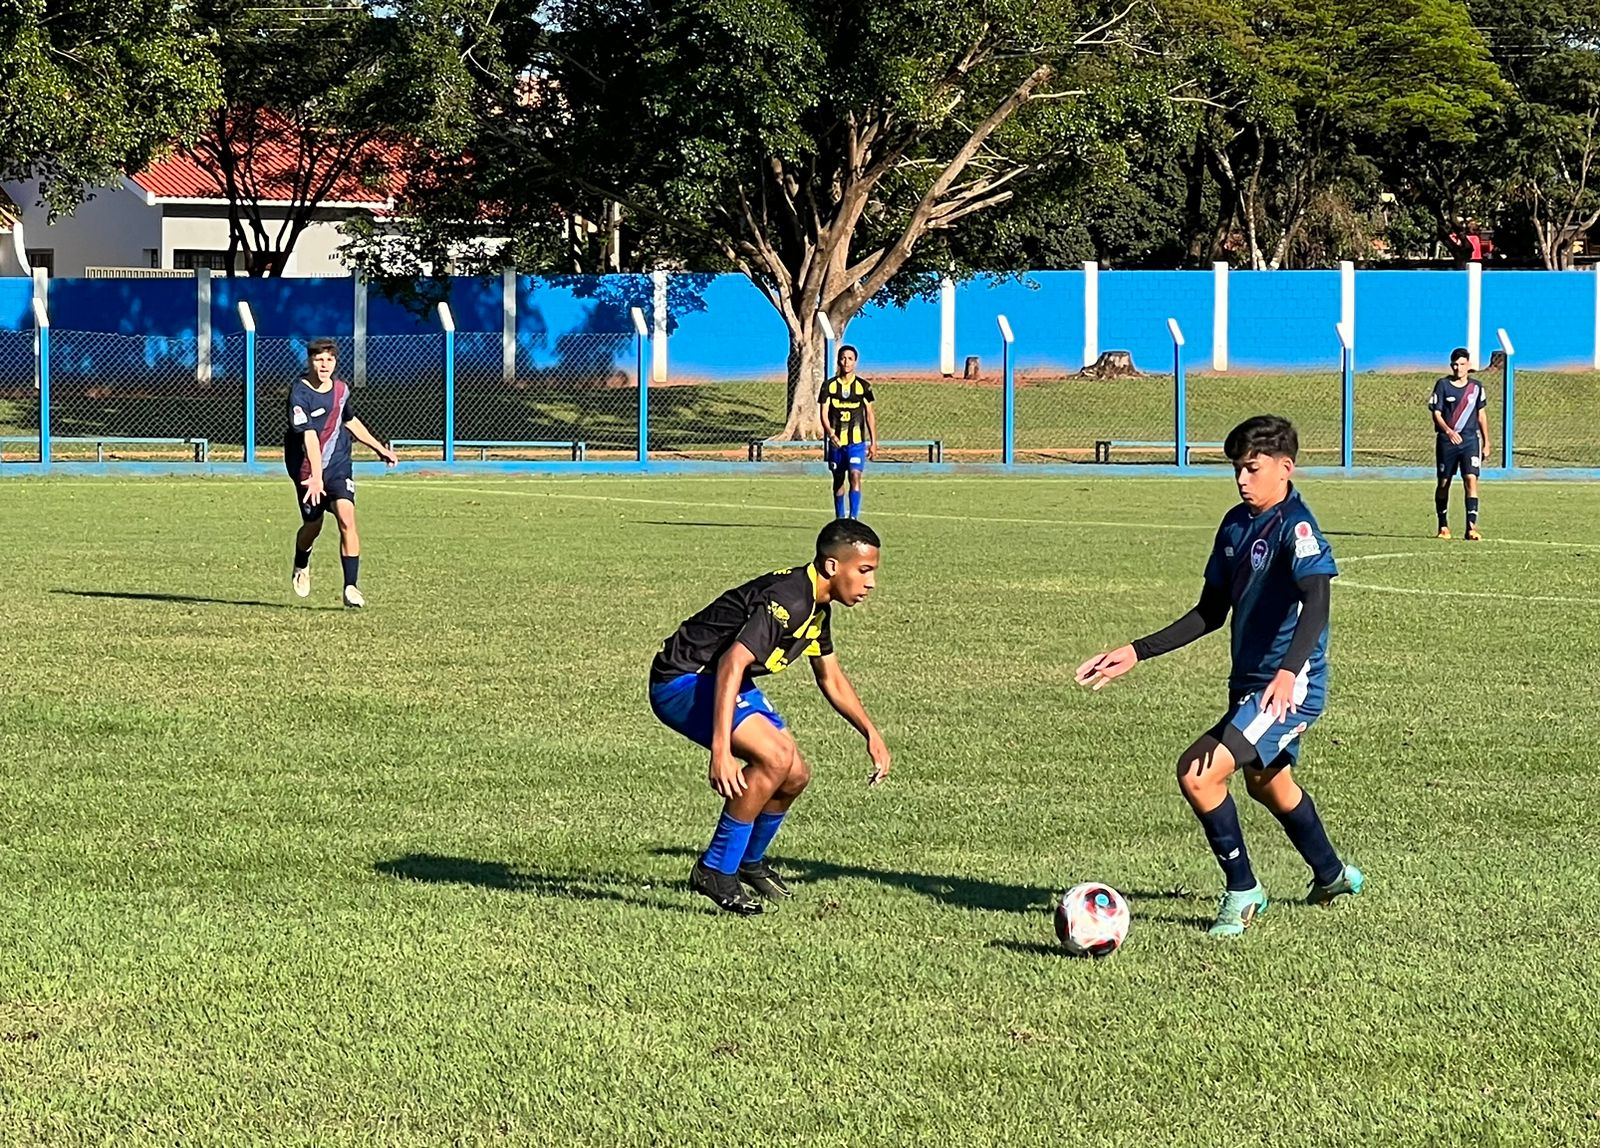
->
[346,417,398,466]
[1077,582,1230,691]
[810,653,891,785]
[708,643,758,798]
[300,429,326,504]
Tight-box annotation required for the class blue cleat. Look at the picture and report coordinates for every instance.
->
[1209,884,1269,937]
[1307,864,1365,907]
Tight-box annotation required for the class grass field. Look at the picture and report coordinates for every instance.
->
[7,366,1600,467]
[3,473,1599,1146]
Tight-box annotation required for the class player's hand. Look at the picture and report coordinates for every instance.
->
[1481,443,1492,462]
[1261,669,1299,722]
[301,474,325,506]
[866,732,892,786]
[1075,645,1137,690]
[377,443,399,467]
[867,440,878,461]
[1447,430,1463,445]
[708,749,747,799]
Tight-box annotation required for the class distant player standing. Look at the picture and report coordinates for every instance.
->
[1429,347,1490,540]
[649,520,891,916]
[1075,415,1363,937]
[818,345,878,519]
[285,339,398,607]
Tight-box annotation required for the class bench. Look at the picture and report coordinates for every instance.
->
[0,435,210,462]
[390,438,588,462]
[748,438,943,463]
[1094,439,1225,464]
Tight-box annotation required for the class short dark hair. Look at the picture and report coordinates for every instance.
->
[1225,415,1298,462]
[816,518,880,563]
[838,344,859,359]
[306,338,339,360]
[1450,347,1470,365]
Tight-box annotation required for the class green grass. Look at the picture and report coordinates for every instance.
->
[13,367,1599,466]
[2,474,1599,1146]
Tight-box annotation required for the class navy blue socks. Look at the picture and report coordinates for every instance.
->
[341,554,359,588]
[1273,791,1343,887]
[1196,794,1257,891]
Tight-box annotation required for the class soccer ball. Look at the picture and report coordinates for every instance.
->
[1053,883,1130,957]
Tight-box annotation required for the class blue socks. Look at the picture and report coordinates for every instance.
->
[703,812,755,874]
[1273,791,1343,887]
[341,554,359,588]
[1466,496,1480,529]
[1435,484,1450,529]
[848,488,861,518]
[741,811,786,865]
[834,492,847,518]
[1196,794,1257,891]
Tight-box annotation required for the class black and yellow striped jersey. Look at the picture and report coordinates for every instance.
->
[651,564,834,683]
[818,374,876,445]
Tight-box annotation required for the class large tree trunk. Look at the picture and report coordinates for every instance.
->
[776,315,826,440]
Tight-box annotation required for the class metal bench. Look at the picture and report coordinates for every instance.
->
[1094,439,1225,464]
[390,438,588,462]
[748,438,943,463]
[0,435,210,462]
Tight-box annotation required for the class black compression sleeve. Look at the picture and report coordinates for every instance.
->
[1279,574,1331,674]
[1131,581,1231,661]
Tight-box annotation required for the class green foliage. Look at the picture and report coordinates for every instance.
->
[0,0,221,212]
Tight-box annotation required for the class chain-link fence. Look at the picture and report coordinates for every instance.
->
[467,330,638,458]
[1503,367,1600,468]
[44,331,212,461]
[0,329,39,462]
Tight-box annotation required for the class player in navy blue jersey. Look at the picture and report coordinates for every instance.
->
[649,519,890,915]
[1076,415,1363,937]
[1429,347,1490,540]
[284,339,398,608]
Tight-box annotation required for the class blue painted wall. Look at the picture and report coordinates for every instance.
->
[10,269,1600,377]
[1229,271,1341,369]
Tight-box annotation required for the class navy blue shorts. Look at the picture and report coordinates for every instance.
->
[827,441,868,473]
[1437,437,1482,480]
[649,672,786,748]
[1209,686,1324,769]
[287,465,355,521]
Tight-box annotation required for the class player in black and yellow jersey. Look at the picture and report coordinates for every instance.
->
[818,345,878,518]
[649,519,891,915]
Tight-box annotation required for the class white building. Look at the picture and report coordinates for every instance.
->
[1,148,394,278]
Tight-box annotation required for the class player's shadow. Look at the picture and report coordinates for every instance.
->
[373,852,702,916]
[51,588,337,610]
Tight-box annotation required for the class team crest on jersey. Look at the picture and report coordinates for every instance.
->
[767,601,791,624]
[1249,538,1270,570]
[292,405,307,424]
[1292,521,1320,559]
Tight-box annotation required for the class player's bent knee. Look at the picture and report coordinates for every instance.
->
[780,751,812,794]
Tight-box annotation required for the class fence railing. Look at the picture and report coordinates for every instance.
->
[3,311,1595,472]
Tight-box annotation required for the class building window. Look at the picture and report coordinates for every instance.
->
[173,249,236,272]
[146,249,160,269]
[25,249,54,276]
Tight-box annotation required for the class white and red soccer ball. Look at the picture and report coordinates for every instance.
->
[1054,883,1131,957]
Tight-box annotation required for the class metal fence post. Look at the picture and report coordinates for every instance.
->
[817,310,837,385]
[998,314,1015,465]
[240,301,257,464]
[632,306,649,464]
[1167,318,1186,470]
[1498,327,1515,469]
[438,301,456,463]
[1337,321,1354,470]
[34,297,49,467]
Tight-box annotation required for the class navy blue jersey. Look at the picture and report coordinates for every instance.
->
[1429,376,1487,441]
[1203,487,1338,695]
[285,377,358,480]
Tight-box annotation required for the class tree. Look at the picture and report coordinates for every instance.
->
[0,0,220,213]
[183,0,493,276]
[378,0,1147,439]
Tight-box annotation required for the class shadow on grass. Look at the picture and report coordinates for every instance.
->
[51,588,338,610]
[374,852,703,916]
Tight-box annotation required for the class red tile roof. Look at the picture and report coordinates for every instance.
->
[131,135,401,206]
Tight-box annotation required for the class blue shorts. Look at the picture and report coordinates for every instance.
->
[1211,688,1323,769]
[649,672,786,749]
[1437,437,1482,479]
[288,464,355,522]
[827,441,868,472]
